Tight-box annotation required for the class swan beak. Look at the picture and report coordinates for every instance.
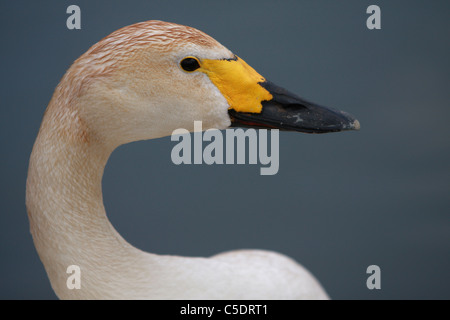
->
[229,81,360,133]
[200,55,359,133]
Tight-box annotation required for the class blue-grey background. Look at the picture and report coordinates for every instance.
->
[1,0,449,299]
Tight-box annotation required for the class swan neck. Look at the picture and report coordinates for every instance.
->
[26,104,138,298]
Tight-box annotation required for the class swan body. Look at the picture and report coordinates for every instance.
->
[26,20,359,299]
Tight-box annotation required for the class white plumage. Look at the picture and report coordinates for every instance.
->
[26,20,331,300]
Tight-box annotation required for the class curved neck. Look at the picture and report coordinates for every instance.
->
[26,104,144,299]
[25,100,329,300]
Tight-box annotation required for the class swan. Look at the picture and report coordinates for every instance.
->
[26,20,359,300]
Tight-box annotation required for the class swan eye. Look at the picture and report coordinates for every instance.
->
[180,57,200,72]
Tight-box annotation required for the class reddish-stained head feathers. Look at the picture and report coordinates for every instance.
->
[44,21,223,144]
[59,21,219,102]
[88,20,218,57]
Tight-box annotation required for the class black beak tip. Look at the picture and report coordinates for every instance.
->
[228,108,361,133]
[228,80,360,133]
[349,118,361,131]
[330,110,361,132]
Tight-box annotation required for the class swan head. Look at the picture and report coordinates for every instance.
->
[54,20,359,148]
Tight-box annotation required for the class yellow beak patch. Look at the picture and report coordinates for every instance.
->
[199,56,273,113]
